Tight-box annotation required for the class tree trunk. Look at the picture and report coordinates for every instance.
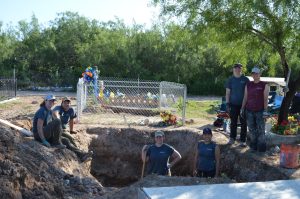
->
[277,76,300,125]
[278,89,295,125]
[277,47,290,125]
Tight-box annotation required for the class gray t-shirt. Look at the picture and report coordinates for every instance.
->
[32,106,53,135]
[53,106,77,129]
[225,75,249,106]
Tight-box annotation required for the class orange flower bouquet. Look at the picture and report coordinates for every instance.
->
[271,114,300,135]
[160,111,177,125]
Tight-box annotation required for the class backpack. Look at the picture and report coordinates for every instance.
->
[213,118,224,127]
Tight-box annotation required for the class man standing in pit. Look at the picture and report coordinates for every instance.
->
[225,63,250,146]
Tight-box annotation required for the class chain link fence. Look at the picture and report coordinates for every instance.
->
[0,79,16,101]
[76,77,187,125]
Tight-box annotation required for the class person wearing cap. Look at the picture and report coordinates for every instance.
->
[53,97,77,134]
[141,131,181,176]
[193,128,220,178]
[241,67,269,152]
[53,97,93,162]
[225,63,250,146]
[32,94,66,149]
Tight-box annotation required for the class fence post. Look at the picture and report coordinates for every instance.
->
[159,82,162,110]
[138,74,140,95]
[182,85,187,125]
[13,68,17,97]
[76,78,84,122]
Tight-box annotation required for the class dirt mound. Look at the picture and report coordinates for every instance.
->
[9,115,33,131]
[0,125,103,199]
[87,127,202,186]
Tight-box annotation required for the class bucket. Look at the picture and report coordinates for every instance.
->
[280,144,300,169]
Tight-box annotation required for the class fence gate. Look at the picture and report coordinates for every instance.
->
[76,77,187,126]
[0,79,16,101]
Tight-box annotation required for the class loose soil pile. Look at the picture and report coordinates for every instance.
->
[0,125,103,199]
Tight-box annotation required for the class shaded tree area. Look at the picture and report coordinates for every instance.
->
[0,9,295,97]
[152,0,300,122]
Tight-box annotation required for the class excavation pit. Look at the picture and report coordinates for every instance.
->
[1,94,300,199]
[85,126,300,188]
[87,127,200,187]
[8,116,300,186]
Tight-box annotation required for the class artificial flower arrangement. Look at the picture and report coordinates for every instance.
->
[160,110,177,125]
[271,114,300,135]
[82,66,96,83]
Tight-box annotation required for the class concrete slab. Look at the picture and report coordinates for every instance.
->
[140,179,300,199]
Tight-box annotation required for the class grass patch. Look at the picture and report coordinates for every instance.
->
[185,100,220,119]
[0,99,21,109]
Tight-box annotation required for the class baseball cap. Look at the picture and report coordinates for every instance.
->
[203,128,212,135]
[155,131,165,137]
[233,63,242,68]
[44,94,56,101]
[62,96,71,102]
[251,67,261,74]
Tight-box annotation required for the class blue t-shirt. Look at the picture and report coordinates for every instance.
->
[32,106,53,134]
[226,75,249,106]
[146,144,174,175]
[53,106,77,129]
[197,141,216,172]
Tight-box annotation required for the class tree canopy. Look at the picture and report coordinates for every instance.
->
[152,0,300,122]
[0,5,299,113]
[0,12,234,95]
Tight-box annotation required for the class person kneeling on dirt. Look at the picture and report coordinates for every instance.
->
[32,94,66,149]
[53,96,78,146]
[53,96,93,163]
[193,128,220,178]
[141,131,181,176]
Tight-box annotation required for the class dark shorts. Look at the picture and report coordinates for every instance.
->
[197,170,215,178]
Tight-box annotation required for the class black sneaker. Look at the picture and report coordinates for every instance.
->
[53,144,66,149]
[239,142,247,147]
[249,148,257,153]
[227,138,235,145]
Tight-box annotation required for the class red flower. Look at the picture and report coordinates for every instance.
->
[281,120,288,126]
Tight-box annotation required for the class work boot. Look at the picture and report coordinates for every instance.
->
[53,143,66,149]
[239,142,247,147]
[80,151,93,163]
[70,130,77,134]
[249,147,257,153]
[227,138,235,145]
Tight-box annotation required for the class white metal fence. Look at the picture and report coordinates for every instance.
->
[76,77,187,125]
[0,78,16,100]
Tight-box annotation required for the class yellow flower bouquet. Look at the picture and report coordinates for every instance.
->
[271,114,300,135]
[160,110,177,125]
